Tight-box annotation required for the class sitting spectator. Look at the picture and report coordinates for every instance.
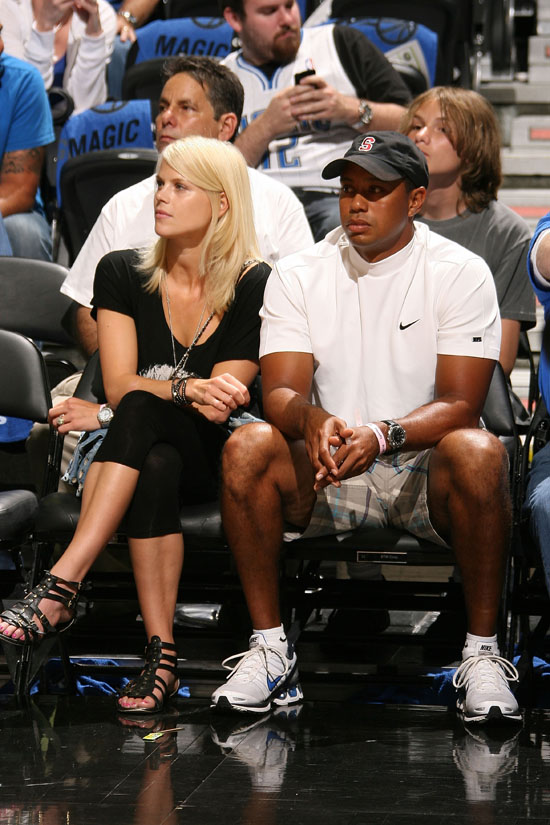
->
[524,216,550,598]
[0,214,13,255]
[0,23,54,260]
[2,0,117,112]
[221,0,411,240]
[401,87,535,378]
[0,135,271,715]
[210,131,521,725]
[60,55,313,355]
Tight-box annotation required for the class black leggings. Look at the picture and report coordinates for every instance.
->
[94,390,228,538]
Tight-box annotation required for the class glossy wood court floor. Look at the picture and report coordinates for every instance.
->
[1,695,548,825]
[1,617,550,825]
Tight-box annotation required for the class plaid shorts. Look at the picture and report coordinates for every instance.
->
[288,449,448,548]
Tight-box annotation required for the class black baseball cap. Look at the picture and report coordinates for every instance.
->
[322,131,429,188]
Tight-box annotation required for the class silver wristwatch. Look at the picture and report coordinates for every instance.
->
[118,9,138,25]
[382,419,406,454]
[97,403,114,428]
[352,99,373,131]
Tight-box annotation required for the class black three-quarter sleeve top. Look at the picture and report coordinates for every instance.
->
[91,249,271,382]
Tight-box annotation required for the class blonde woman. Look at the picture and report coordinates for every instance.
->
[0,135,270,713]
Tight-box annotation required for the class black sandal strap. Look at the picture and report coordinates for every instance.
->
[0,570,83,645]
[118,636,179,709]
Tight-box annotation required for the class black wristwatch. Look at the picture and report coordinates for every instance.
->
[382,419,406,454]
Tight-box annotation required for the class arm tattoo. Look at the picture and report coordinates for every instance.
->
[1,147,44,177]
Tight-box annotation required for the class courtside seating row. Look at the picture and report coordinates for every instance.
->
[0,329,528,695]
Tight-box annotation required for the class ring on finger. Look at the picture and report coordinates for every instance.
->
[56,414,65,426]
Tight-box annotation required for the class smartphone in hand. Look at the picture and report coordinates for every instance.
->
[294,68,316,85]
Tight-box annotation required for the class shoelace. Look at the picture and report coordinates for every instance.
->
[221,644,289,683]
[452,654,519,691]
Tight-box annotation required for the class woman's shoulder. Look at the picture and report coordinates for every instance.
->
[99,248,141,268]
[94,249,150,298]
[236,259,272,290]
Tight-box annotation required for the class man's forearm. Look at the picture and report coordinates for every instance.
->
[75,306,99,356]
[264,386,325,440]
[234,118,276,168]
[535,232,550,281]
[367,102,408,132]
[0,186,36,217]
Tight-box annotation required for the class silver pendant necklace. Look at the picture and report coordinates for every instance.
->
[164,275,214,379]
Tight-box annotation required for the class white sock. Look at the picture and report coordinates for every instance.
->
[252,624,287,653]
[463,632,499,658]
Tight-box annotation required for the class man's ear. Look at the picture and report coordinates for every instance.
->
[219,191,229,218]
[217,112,239,142]
[408,186,427,217]
[223,6,243,35]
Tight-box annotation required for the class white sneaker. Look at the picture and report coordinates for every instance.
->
[211,632,303,714]
[453,640,521,724]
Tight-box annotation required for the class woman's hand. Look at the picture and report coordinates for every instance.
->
[48,398,102,434]
[187,373,250,421]
[33,0,74,31]
[74,0,103,36]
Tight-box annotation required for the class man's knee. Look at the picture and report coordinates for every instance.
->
[433,429,509,494]
[222,422,278,483]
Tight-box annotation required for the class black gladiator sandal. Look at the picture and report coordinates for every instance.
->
[117,636,180,714]
[0,570,84,647]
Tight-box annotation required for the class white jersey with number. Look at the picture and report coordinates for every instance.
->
[223,24,357,191]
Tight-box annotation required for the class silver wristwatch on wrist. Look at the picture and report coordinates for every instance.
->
[118,9,138,25]
[381,419,406,454]
[97,403,114,428]
[352,99,373,131]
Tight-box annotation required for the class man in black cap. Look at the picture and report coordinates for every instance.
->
[212,131,521,726]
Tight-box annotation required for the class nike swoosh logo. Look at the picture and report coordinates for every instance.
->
[267,674,283,691]
[399,319,420,330]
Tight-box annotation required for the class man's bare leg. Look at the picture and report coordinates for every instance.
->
[427,428,520,723]
[427,429,511,637]
[221,423,317,630]
[213,423,316,713]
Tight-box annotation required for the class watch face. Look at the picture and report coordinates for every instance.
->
[383,420,406,451]
[389,424,406,449]
[98,406,113,426]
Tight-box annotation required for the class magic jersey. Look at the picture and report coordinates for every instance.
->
[223,25,358,191]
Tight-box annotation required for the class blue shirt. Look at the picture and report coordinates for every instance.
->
[527,212,550,408]
[0,53,54,157]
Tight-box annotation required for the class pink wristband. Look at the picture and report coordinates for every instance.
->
[365,422,387,456]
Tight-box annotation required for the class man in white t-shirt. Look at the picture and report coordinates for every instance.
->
[212,131,521,726]
[60,54,313,355]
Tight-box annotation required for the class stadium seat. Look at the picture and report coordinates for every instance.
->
[125,17,235,67]
[58,147,157,264]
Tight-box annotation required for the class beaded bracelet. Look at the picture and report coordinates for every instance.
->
[171,376,186,407]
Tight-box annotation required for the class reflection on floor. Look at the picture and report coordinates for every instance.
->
[0,695,547,825]
[1,590,549,824]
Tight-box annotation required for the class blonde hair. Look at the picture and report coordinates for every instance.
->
[400,87,502,213]
[139,135,260,314]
